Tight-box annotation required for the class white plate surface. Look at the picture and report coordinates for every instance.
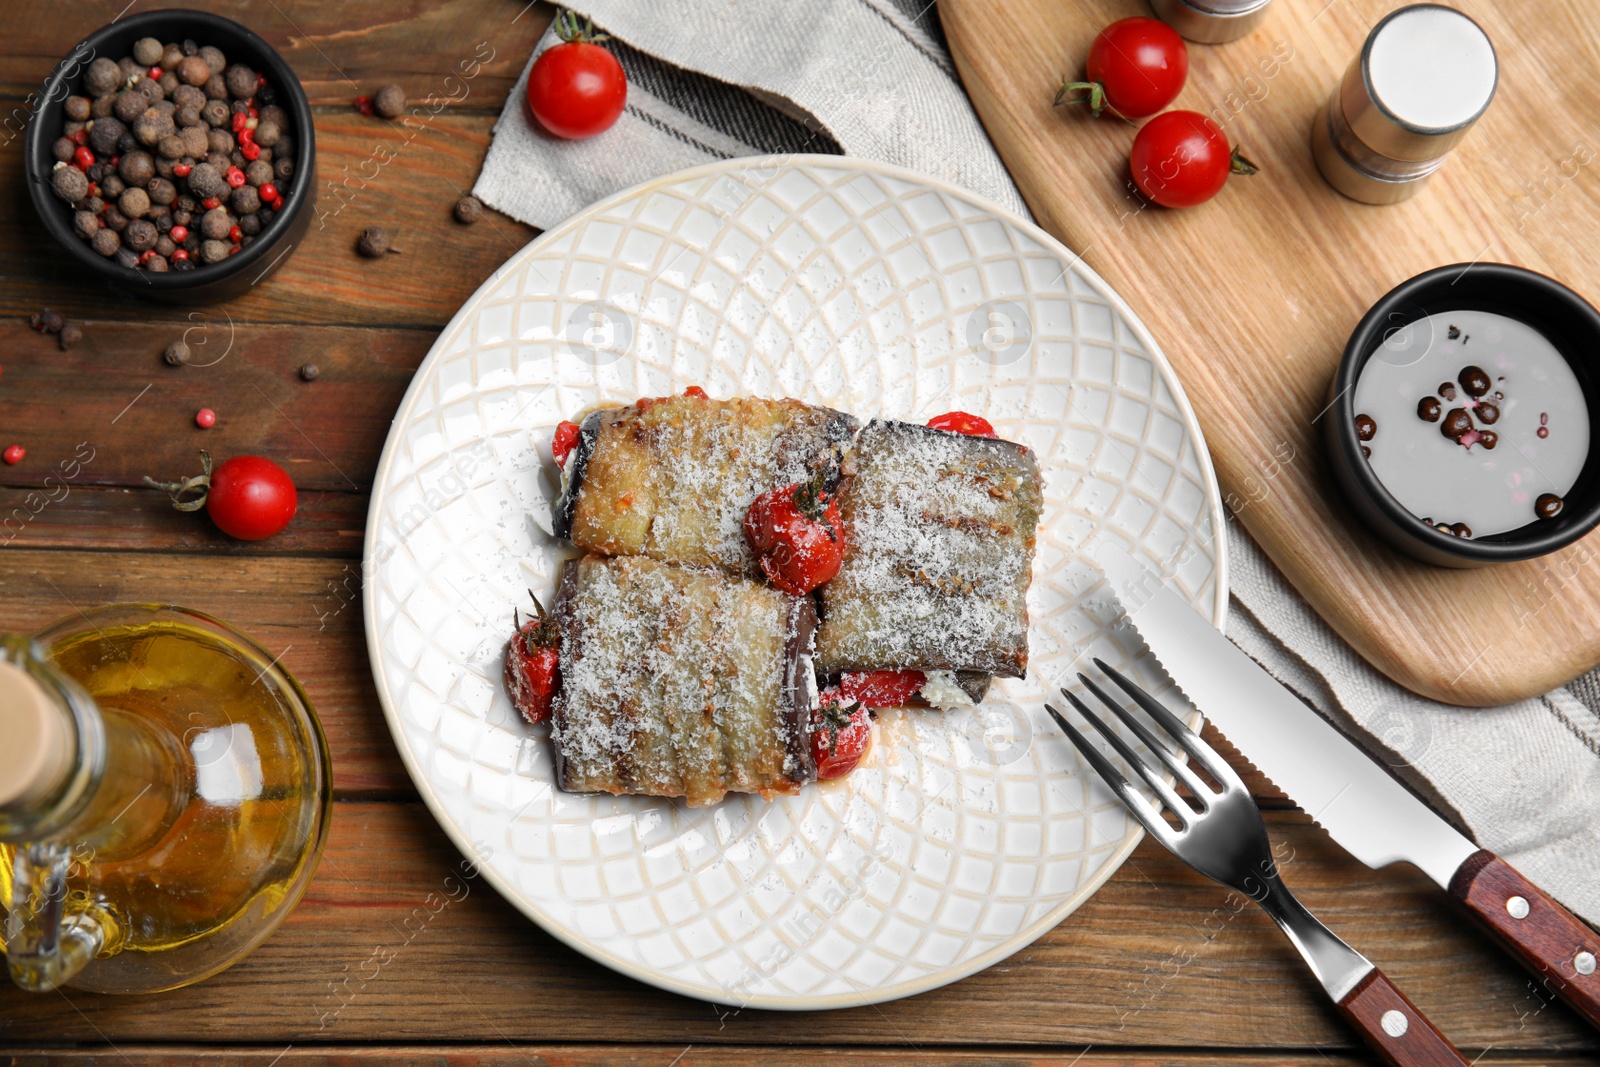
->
[363,156,1226,1010]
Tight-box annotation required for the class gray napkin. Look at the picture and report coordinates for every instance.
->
[472,0,1028,229]
[471,1,1599,925]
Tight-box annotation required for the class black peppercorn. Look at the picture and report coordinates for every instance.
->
[31,308,65,334]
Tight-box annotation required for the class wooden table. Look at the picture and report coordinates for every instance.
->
[0,3,1594,1064]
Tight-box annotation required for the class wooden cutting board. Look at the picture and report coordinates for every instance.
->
[942,0,1600,706]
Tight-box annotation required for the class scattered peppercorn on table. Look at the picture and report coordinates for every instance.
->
[0,2,1595,1065]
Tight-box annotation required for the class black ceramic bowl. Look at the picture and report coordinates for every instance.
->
[24,9,314,304]
[1325,263,1600,568]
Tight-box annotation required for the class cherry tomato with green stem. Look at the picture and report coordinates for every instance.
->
[1056,17,1188,121]
[527,10,627,140]
[1130,110,1258,209]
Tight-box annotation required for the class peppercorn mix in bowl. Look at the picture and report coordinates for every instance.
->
[25,9,314,304]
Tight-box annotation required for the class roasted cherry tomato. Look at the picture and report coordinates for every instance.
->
[743,473,845,596]
[1130,110,1258,209]
[527,11,627,140]
[811,691,871,779]
[552,419,582,465]
[839,669,926,708]
[926,411,997,438]
[1056,17,1188,121]
[505,592,561,724]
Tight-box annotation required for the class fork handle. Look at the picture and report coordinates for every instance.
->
[1336,968,1470,1067]
[1449,850,1600,1032]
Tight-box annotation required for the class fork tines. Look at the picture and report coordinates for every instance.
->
[1045,658,1244,846]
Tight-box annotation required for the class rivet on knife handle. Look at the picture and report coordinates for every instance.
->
[1449,850,1600,1030]
[1336,968,1472,1067]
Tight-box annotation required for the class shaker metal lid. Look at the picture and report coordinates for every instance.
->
[1345,4,1497,161]
[0,660,70,809]
[1149,0,1272,44]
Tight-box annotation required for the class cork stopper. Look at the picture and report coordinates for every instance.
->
[0,660,71,809]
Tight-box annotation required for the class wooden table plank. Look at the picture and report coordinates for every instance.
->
[0,0,552,109]
[1,1049,1591,1066]
[0,804,1590,1052]
[0,485,370,556]
[0,320,432,496]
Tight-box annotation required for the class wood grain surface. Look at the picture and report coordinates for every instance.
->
[941,0,1600,705]
[0,2,1595,1064]
[0,805,1593,1052]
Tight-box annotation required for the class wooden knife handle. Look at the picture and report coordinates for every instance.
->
[1336,969,1470,1067]
[1450,849,1600,1031]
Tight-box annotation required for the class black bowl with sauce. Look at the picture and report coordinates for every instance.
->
[1325,263,1600,568]
[23,9,315,304]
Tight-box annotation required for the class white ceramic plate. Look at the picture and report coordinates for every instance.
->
[363,156,1226,1010]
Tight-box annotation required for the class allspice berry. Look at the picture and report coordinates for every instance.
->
[91,228,121,257]
[59,322,83,350]
[357,226,395,257]
[454,195,484,224]
[178,54,211,86]
[51,165,88,204]
[85,57,121,96]
[373,83,406,119]
[164,340,190,365]
[118,187,152,219]
[299,362,320,381]
[132,37,164,66]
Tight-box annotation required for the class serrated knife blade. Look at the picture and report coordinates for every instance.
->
[1095,541,1600,1033]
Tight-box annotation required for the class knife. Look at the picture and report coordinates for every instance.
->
[1095,541,1600,1032]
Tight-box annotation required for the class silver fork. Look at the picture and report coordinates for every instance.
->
[1049,659,1470,1067]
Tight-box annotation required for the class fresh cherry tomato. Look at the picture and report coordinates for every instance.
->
[1056,17,1187,121]
[527,11,627,140]
[206,455,297,540]
[926,411,997,438]
[811,691,871,779]
[1130,110,1258,209]
[505,592,561,724]
[552,419,582,465]
[840,669,925,708]
[743,474,845,596]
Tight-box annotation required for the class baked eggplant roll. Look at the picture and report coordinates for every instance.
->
[553,395,856,578]
[551,553,819,806]
[815,420,1044,680]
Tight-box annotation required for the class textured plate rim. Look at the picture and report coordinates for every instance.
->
[362,153,1229,1011]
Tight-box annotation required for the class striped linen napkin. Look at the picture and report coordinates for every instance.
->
[471,1,1600,924]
